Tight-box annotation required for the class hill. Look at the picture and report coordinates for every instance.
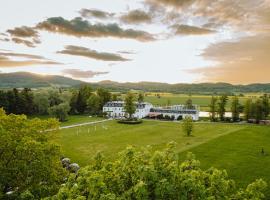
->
[0,72,270,94]
[0,72,83,88]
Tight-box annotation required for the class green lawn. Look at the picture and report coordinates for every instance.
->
[55,120,270,196]
[179,125,270,196]
[55,121,245,165]
[29,115,104,126]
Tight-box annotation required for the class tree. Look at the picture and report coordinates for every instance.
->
[124,92,136,119]
[69,91,78,114]
[218,94,228,121]
[0,90,8,112]
[244,98,252,121]
[138,92,144,103]
[0,109,66,199]
[209,96,218,122]
[20,88,34,115]
[96,88,111,109]
[231,96,241,122]
[87,94,101,115]
[261,94,269,119]
[185,98,193,109]
[112,94,118,101]
[76,85,92,114]
[182,116,194,136]
[48,103,70,122]
[50,144,267,199]
[33,91,50,115]
[254,99,264,123]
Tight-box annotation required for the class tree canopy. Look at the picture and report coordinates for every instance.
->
[49,143,267,200]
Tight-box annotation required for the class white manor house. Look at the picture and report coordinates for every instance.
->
[103,101,199,120]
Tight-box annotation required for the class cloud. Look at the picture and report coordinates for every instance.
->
[186,34,270,84]
[62,68,109,78]
[171,24,215,35]
[145,0,194,8]
[120,9,152,24]
[36,17,155,41]
[57,45,131,61]
[79,9,114,19]
[11,38,36,47]
[7,26,38,38]
[117,50,137,54]
[0,51,62,67]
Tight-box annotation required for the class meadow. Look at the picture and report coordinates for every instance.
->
[54,120,270,195]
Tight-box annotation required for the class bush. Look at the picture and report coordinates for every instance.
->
[177,115,183,120]
[50,143,267,199]
[117,119,143,124]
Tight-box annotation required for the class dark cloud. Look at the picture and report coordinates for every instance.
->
[172,24,215,35]
[146,0,194,8]
[36,17,155,41]
[57,45,131,61]
[11,38,36,47]
[7,26,38,38]
[79,9,114,19]
[0,51,62,67]
[117,50,137,54]
[62,68,109,78]
[120,10,152,24]
[186,34,270,83]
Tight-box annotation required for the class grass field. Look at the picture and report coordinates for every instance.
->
[178,125,270,196]
[55,120,270,195]
[144,94,257,111]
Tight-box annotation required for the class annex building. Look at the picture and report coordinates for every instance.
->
[103,101,200,120]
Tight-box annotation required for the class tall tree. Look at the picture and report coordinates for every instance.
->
[48,103,70,122]
[69,91,78,114]
[209,96,218,122]
[231,96,241,122]
[244,98,252,121]
[87,94,101,115]
[254,99,264,123]
[218,94,228,121]
[76,85,92,114]
[20,88,34,115]
[182,116,194,136]
[96,88,111,109]
[185,98,193,109]
[0,109,66,199]
[0,90,8,112]
[138,92,144,103]
[261,94,269,119]
[124,92,136,119]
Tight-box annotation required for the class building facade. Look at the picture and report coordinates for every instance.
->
[103,101,153,119]
[103,101,200,120]
[149,105,200,121]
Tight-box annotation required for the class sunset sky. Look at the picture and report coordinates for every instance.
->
[0,0,269,84]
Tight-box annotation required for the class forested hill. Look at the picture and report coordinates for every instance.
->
[0,72,83,88]
[0,72,270,94]
[90,81,270,94]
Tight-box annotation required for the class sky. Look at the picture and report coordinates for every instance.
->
[0,0,269,84]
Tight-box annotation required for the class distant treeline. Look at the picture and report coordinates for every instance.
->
[90,81,270,94]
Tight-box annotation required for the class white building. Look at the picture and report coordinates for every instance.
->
[149,105,200,121]
[103,101,153,119]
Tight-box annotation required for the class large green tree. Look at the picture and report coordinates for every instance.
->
[0,109,66,199]
[48,103,70,122]
[231,96,241,122]
[209,95,218,122]
[218,94,228,121]
[244,98,253,121]
[49,144,267,199]
[124,92,136,119]
[76,85,92,114]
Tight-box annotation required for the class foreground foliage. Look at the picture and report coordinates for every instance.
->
[49,143,267,200]
[0,109,66,199]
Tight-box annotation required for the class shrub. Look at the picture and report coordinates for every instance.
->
[117,119,143,124]
[177,115,183,121]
